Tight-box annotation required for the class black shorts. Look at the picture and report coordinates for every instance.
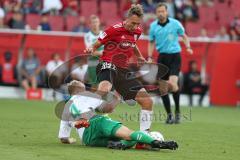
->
[96,61,143,100]
[157,53,181,80]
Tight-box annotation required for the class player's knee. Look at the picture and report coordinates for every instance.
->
[137,96,153,111]
[142,97,153,110]
[135,89,153,110]
[172,83,179,92]
[97,81,112,95]
[101,104,115,113]
[168,81,179,92]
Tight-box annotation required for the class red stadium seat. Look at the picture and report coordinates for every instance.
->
[0,33,21,64]
[26,14,64,31]
[66,16,79,32]
[81,0,97,17]
[186,22,203,37]
[48,16,64,31]
[24,34,69,65]
[26,14,41,30]
[69,37,86,58]
[0,33,22,84]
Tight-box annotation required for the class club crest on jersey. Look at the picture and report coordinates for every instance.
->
[99,32,107,39]
[121,35,126,39]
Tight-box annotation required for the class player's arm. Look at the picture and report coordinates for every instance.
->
[148,23,155,63]
[176,20,193,55]
[148,40,155,63]
[181,34,193,54]
[85,27,112,56]
[96,92,120,113]
[84,40,103,56]
[84,34,103,56]
[134,45,146,63]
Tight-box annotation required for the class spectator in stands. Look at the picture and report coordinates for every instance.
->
[142,0,156,13]
[174,0,185,21]
[214,26,230,42]
[184,60,208,106]
[96,0,121,15]
[62,0,79,16]
[71,56,88,83]
[20,48,41,90]
[234,25,240,40]
[165,0,175,18]
[42,0,63,15]
[46,53,66,91]
[0,6,5,18]
[0,18,5,28]
[230,16,240,29]
[0,51,17,84]
[141,0,157,22]
[182,0,199,21]
[122,0,139,18]
[0,7,5,28]
[72,16,89,33]
[21,0,42,14]
[38,13,52,31]
[196,28,211,41]
[229,28,238,41]
[2,0,17,13]
[8,11,26,29]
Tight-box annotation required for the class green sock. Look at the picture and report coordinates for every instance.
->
[130,131,154,144]
[120,140,137,148]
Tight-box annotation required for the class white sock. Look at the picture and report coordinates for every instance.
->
[76,128,85,143]
[140,110,153,133]
[58,120,72,139]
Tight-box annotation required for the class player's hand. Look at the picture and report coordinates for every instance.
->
[147,57,153,63]
[84,47,93,54]
[137,56,146,64]
[186,48,193,55]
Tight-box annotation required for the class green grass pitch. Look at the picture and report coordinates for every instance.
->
[0,99,240,160]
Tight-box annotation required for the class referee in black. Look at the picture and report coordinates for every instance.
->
[148,3,193,124]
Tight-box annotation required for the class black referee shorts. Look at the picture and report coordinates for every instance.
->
[96,61,143,100]
[157,53,181,80]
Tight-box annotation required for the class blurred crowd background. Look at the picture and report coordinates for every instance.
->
[0,0,239,41]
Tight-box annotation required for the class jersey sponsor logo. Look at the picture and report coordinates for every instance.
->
[119,41,136,49]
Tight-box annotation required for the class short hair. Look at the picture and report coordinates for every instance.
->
[90,14,99,21]
[67,80,85,95]
[156,3,168,10]
[127,4,144,18]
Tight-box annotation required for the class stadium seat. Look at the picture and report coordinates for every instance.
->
[26,14,41,30]
[24,34,69,65]
[0,33,21,84]
[80,0,97,17]
[185,22,203,37]
[66,16,79,32]
[48,16,64,31]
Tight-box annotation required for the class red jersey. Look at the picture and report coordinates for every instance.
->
[98,22,142,68]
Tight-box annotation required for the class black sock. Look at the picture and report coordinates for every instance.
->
[173,91,180,114]
[161,95,171,114]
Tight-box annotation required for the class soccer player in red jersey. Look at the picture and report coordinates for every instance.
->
[85,4,155,133]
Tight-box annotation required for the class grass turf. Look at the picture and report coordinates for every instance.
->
[0,99,239,160]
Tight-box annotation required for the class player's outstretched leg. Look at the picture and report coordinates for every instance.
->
[135,88,153,133]
[111,125,178,150]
